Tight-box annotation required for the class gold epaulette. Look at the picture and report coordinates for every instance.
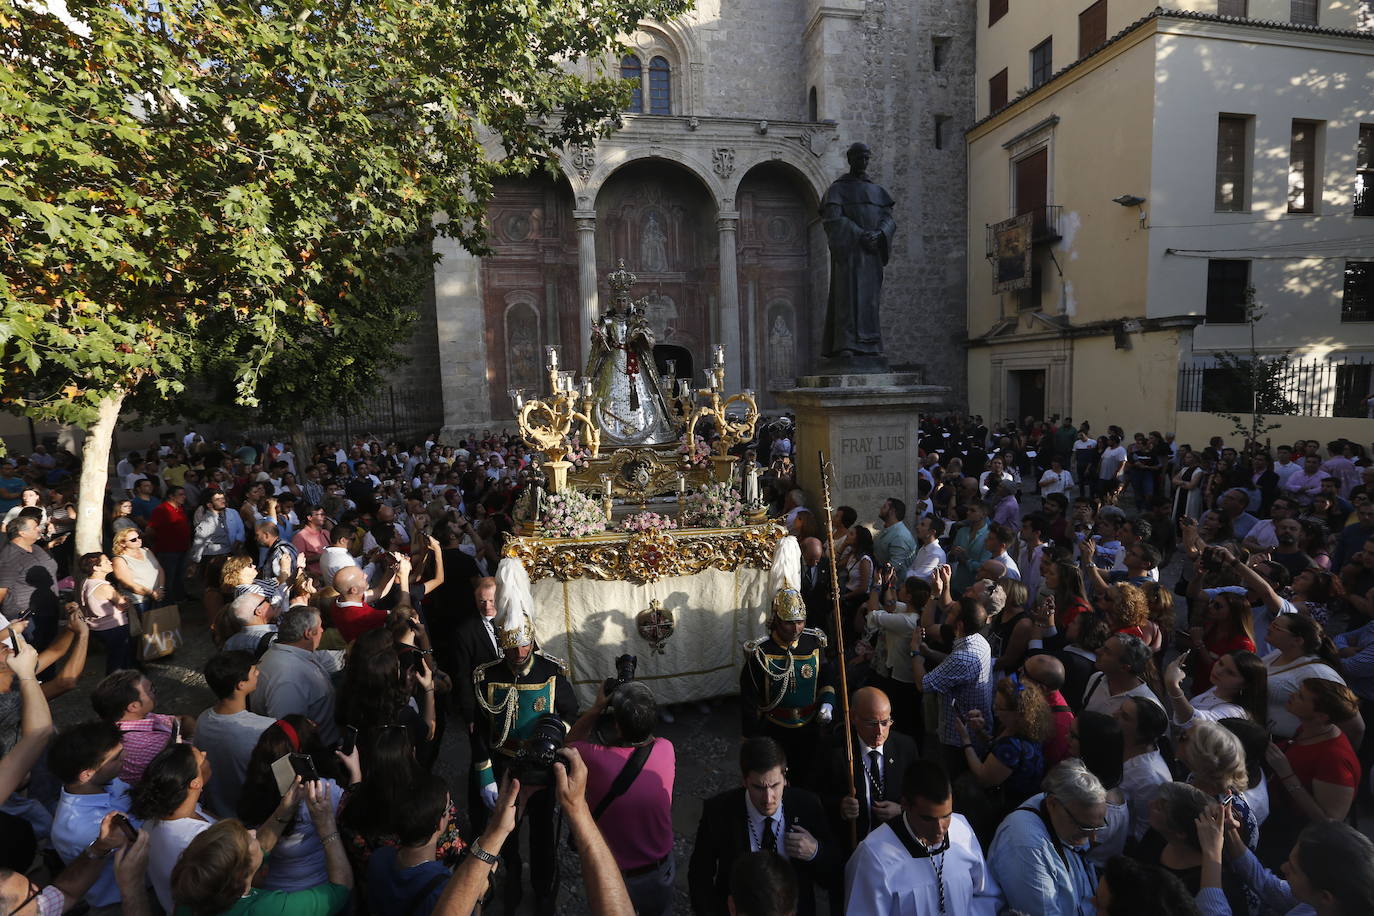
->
[473,658,505,684]
[535,650,569,677]
[802,627,829,649]
[743,635,770,654]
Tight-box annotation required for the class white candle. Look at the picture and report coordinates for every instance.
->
[546,346,558,370]
[679,379,692,398]
[746,465,759,506]
[581,377,594,399]
[713,344,725,367]
[677,471,686,494]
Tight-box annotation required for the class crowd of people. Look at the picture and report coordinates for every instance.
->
[0,416,1372,915]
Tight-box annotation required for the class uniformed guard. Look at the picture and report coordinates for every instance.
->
[472,558,578,916]
[741,535,836,788]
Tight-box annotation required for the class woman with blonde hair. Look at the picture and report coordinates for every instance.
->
[111,525,165,616]
[955,674,1051,814]
[1180,720,1258,850]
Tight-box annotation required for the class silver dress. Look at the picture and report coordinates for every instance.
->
[584,303,676,447]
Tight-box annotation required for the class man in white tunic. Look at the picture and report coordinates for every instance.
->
[843,759,1001,916]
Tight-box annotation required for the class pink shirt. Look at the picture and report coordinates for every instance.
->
[569,738,675,869]
[116,714,176,786]
[292,526,331,572]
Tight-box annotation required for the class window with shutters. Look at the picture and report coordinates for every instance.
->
[1079,1,1107,58]
[1218,0,1247,16]
[1288,120,1321,214]
[621,56,643,113]
[1290,0,1317,25]
[1343,262,1374,322]
[648,56,671,115]
[1030,38,1053,89]
[989,68,1008,113]
[1206,260,1250,324]
[990,0,1008,26]
[1357,125,1374,217]
[1215,115,1250,212]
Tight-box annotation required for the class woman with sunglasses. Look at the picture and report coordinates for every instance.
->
[110,527,165,618]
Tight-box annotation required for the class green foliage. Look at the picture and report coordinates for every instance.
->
[0,0,689,427]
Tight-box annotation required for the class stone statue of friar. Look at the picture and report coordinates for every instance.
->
[820,142,896,371]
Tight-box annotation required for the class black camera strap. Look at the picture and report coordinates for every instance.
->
[591,740,654,822]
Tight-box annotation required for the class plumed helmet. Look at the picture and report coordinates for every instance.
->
[768,535,805,624]
[494,557,535,649]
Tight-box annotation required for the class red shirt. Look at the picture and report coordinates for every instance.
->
[147,501,191,553]
[330,599,386,644]
[568,738,675,870]
[1044,689,1075,767]
[1283,730,1361,794]
[1059,596,1091,634]
[1191,630,1255,698]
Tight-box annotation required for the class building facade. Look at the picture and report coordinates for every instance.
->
[966,0,1374,440]
[415,0,975,435]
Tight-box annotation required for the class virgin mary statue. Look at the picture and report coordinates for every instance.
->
[584,262,677,447]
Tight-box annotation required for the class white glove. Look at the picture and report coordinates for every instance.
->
[817,702,833,725]
[481,782,499,810]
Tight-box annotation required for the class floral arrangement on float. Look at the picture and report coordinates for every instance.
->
[618,511,679,534]
[684,481,746,529]
[677,432,711,469]
[540,490,608,538]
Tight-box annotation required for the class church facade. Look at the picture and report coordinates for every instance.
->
[405,0,974,436]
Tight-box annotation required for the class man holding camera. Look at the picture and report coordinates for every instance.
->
[471,591,577,916]
[565,672,676,916]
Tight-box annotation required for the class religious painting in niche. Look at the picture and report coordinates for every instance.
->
[766,304,796,385]
[640,212,669,273]
[643,292,679,340]
[505,299,542,394]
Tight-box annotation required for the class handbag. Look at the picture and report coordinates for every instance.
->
[137,604,183,661]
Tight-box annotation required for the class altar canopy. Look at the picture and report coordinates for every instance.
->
[504,523,784,706]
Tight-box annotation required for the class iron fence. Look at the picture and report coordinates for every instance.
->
[234,386,442,449]
[1177,355,1374,418]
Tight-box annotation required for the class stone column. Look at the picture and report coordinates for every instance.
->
[432,229,492,435]
[574,209,598,368]
[717,212,742,393]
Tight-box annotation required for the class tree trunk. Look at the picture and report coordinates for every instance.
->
[75,392,126,556]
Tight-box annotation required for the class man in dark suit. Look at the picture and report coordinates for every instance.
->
[688,737,837,916]
[798,537,835,638]
[452,577,501,832]
[816,686,919,872]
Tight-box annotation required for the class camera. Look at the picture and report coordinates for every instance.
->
[509,713,566,787]
[603,653,638,697]
[1201,547,1225,573]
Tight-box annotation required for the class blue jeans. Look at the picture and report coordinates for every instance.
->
[91,625,134,674]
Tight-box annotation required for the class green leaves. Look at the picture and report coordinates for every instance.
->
[1,0,688,430]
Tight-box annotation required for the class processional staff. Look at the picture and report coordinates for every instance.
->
[817,450,857,849]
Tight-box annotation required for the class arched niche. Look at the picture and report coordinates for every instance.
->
[595,158,717,371]
[479,171,578,416]
[734,162,820,403]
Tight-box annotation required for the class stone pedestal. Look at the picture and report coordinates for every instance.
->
[776,373,952,527]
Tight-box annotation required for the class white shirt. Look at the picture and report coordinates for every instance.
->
[147,809,216,913]
[1245,518,1278,548]
[1015,543,1044,597]
[1262,650,1345,738]
[989,549,1020,581]
[845,813,999,916]
[1098,446,1128,480]
[319,546,359,587]
[1122,750,1172,841]
[1082,671,1163,717]
[1038,469,1074,496]
[909,540,947,583]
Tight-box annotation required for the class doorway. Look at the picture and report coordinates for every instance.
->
[1008,369,1046,424]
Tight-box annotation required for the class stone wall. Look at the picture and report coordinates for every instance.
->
[421,1,976,432]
